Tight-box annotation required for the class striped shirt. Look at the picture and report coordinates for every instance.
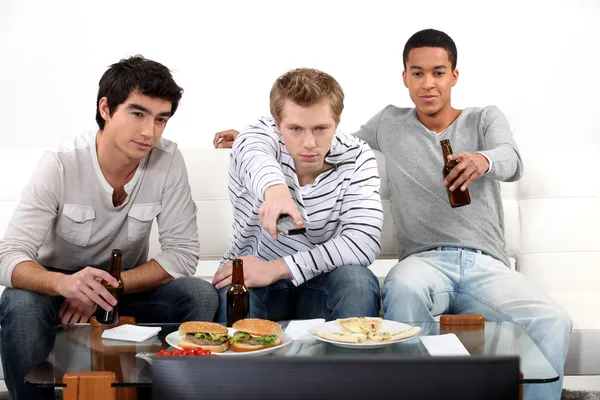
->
[222,117,383,286]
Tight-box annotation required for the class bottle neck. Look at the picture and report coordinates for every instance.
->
[231,264,245,286]
[108,257,122,280]
[441,142,455,167]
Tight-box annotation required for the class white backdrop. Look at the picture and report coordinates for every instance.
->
[0,0,599,149]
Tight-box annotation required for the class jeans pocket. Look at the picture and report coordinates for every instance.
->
[127,203,161,241]
[56,204,95,247]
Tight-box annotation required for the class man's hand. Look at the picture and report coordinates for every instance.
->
[58,297,97,324]
[212,256,291,289]
[213,129,239,149]
[444,152,490,192]
[53,267,119,313]
[261,185,304,240]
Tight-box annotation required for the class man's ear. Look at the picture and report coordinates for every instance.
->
[402,70,408,88]
[451,68,459,87]
[98,97,110,121]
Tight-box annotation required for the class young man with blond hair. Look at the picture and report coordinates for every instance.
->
[213,30,571,399]
[212,68,382,322]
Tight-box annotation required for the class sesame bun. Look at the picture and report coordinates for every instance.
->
[179,321,228,335]
[178,338,229,353]
[230,337,282,353]
[232,318,282,336]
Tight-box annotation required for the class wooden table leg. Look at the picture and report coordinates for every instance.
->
[440,314,485,355]
[441,314,523,399]
[63,371,116,400]
[519,371,523,400]
[89,316,138,400]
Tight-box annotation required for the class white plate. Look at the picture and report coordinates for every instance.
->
[165,327,292,356]
[308,319,421,349]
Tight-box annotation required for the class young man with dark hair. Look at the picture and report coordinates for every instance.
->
[355,29,571,400]
[0,55,218,399]
[212,68,382,323]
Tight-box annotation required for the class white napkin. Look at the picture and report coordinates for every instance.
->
[420,333,470,356]
[285,319,325,341]
[101,324,162,342]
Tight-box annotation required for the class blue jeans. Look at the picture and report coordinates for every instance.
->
[0,276,218,400]
[216,265,380,323]
[382,247,572,400]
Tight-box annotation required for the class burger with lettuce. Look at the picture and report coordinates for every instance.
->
[178,321,229,353]
[230,318,282,352]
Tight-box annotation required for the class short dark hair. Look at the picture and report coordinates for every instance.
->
[95,55,184,130]
[402,29,458,70]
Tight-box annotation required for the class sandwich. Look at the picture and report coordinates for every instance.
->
[370,326,422,341]
[337,317,382,335]
[178,321,230,353]
[315,330,368,343]
[230,318,282,352]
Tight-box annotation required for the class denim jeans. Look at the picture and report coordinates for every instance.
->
[216,265,380,324]
[0,276,219,400]
[382,247,572,400]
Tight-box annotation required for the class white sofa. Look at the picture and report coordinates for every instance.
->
[0,144,599,376]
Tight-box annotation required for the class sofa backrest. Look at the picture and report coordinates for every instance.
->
[170,149,520,263]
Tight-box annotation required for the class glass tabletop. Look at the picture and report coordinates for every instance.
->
[25,320,558,387]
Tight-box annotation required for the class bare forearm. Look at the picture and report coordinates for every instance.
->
[121,259,173,294]
[269,259,292,280]
[12,261,63,295]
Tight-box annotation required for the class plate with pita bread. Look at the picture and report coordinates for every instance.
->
[309,317,422,349]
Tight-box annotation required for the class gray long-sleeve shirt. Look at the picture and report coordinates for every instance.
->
[0,132,200,287]
[354,105,523,266]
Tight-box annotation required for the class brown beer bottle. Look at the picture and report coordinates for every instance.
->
[95,249,124,325]
[440,139,471,208]
[226,258,250,327]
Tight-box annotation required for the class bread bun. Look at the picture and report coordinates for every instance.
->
[179,321,228,335]
[178,338,229,353]
[229,337,282,353]
[232,318,282,336]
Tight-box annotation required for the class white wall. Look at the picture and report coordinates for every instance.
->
[0,0,598,149]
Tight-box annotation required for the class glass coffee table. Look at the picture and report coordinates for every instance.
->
[25,320,558,392]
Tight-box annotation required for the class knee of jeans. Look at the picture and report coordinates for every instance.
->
[382,270,426,302]
[526,306,573,345]
[553,308,573,335]
[0,288,55,326]
[170,277,219,311]
[329,266,380,296]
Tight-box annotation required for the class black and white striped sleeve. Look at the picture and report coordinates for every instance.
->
[231,119,286,201]
[282,147,383,285]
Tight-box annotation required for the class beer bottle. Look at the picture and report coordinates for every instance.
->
[226,258,250,327]
[95,249,124,325]
[440,139,471,208]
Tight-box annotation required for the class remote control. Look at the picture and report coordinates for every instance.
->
[276,214,306,235]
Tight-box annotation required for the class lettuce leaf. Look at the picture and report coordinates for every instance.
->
[229,331,251,343]
[192,332,228,341]
[254,335,277,346]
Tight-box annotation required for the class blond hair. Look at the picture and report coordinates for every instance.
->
[270,68,344,124]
